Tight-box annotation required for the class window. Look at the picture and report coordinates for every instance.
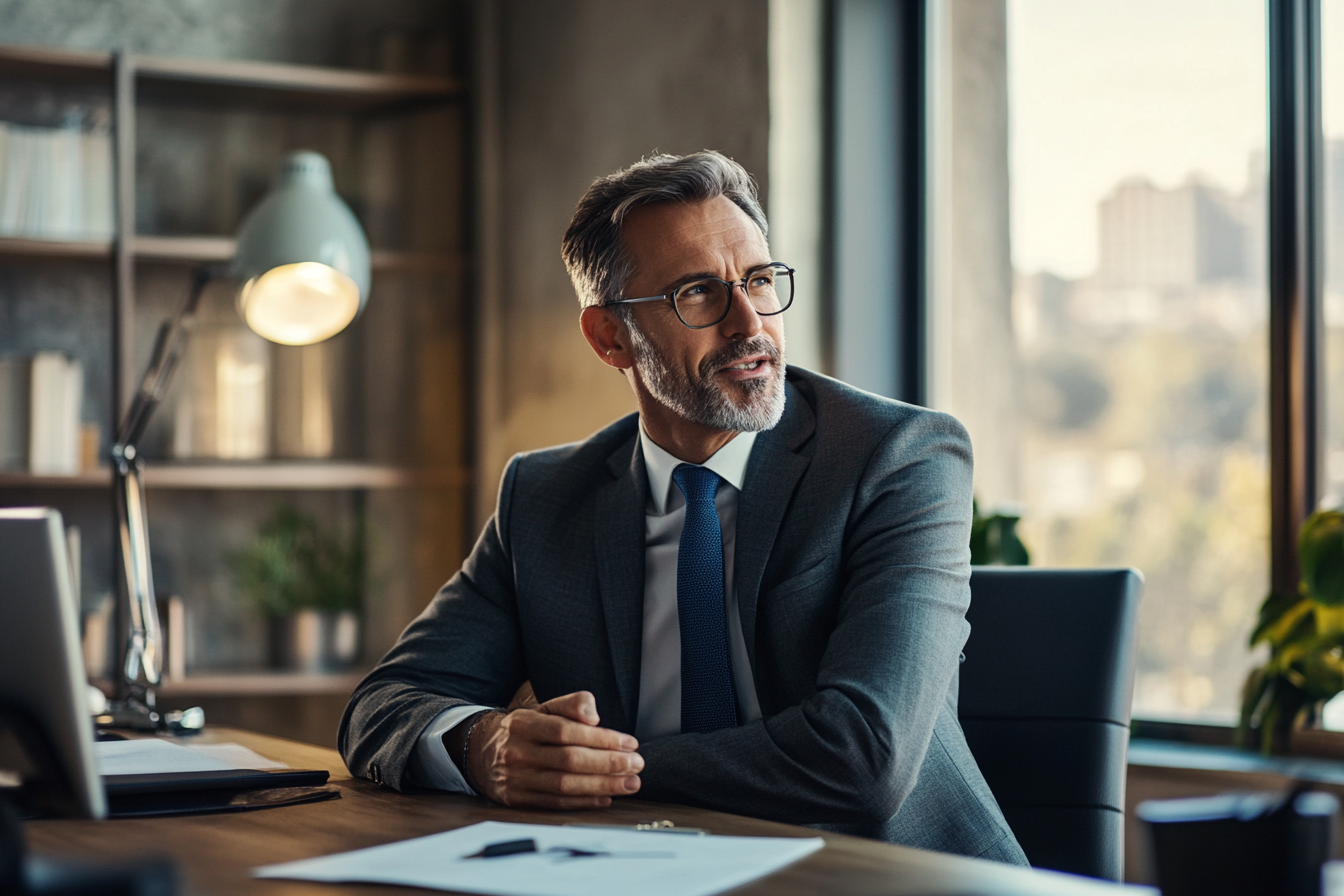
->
[929,0,1270,720]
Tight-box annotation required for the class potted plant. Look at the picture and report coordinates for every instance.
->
[228,504,365,673]
[970,500,1031,566]
[1239,510,1344,754]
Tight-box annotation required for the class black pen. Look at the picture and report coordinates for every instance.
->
[462,838,675,861]
[463,838,538,859]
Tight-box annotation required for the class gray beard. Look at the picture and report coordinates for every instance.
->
[626,324,787,432]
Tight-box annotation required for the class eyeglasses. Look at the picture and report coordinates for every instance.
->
[604,262,795,329]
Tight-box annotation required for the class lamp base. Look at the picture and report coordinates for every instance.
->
[96,687,204,735]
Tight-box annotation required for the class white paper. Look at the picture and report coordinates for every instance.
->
[254,820,824,896]
[95,739,290,776]
[95,739,236,776]
[183,742,288,770]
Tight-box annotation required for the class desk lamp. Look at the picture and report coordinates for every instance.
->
[102,151,370,731]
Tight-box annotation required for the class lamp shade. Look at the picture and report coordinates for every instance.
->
[232,151,371,346]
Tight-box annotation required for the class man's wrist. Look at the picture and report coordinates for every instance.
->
[443,710,498,782]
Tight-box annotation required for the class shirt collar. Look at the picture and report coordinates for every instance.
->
[639,424,758,516]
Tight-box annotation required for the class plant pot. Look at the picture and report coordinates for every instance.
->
[268,610,360,672]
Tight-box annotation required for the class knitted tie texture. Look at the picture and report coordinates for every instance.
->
[672,463,738,733]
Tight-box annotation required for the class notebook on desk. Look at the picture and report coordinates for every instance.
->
[95,738,338,817]
[104,768,336,817]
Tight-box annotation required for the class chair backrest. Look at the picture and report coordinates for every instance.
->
[960,567,1142,881]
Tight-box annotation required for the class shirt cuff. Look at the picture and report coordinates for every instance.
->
[407,704,492,794]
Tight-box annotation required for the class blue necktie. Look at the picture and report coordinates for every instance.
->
[672,463,738,733]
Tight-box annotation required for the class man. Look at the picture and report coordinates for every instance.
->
[339,151,1026,864]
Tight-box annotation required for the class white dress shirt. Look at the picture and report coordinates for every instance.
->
[408,425,763,793]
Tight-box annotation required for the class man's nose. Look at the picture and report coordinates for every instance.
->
[718,282,764,339]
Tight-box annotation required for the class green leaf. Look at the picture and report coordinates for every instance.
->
[228,503,366,616]
[1317,603,1344,638]
[1301,511,1344,606]
[1250,590,1313,647]
[1300,648,1344,701]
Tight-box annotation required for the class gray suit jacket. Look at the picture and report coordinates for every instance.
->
[339,367,1027,864]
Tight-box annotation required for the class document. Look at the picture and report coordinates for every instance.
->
[180,742,288,770]
[253,819,825,896]
[94,739,288,776]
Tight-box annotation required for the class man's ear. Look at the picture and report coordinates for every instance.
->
[580,305,635,370]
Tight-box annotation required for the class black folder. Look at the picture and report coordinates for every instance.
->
[103,767,338,817]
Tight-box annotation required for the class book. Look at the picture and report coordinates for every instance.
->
[28,351,82,475]
[81,125,114,239]
[0,356,30,469]
[0,123,31,234]
[0,117,114,240]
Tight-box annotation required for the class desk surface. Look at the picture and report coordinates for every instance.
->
[27,728,1142,896]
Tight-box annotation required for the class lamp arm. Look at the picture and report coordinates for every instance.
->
[111,264,214,699]
[117,266,212,451]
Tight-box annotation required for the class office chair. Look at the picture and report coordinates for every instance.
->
[960,567,1142,881]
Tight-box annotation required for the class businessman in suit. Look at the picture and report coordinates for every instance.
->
[340,151,1027,864]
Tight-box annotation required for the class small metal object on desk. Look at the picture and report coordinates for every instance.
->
[563,820,708,835]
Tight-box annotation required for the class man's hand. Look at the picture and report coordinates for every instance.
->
[508,680,540,711]
[466,691,643,809]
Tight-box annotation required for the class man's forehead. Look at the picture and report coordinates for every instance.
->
[621,196,769,272]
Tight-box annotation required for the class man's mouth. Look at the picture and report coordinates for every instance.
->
[719,354,771,376]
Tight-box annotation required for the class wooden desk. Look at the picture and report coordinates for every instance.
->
[26,729,1145,895]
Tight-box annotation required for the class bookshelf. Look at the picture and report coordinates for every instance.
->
[0,37,472,743]
[0,463,471,491]
[0,235,465,274]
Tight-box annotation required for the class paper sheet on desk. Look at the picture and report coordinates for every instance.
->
[253,819,824,896]
[95,739,288,776]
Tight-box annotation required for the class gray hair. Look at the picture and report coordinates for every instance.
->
[561,150,768,309]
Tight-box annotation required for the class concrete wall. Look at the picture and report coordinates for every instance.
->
[928,0,1021,509]
[472,0,771,522]
[0,0,457,67]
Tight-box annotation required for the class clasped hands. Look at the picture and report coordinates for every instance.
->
[452,682,643,809]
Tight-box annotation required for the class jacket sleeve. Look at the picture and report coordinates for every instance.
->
[337,456,528,790]
[636,410,974,825]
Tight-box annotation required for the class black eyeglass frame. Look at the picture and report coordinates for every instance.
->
[603,262,796,329]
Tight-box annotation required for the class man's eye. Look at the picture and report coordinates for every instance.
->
[681,283,709,296]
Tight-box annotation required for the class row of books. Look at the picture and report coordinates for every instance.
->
[0,352,89,474]
[0,115,115,241]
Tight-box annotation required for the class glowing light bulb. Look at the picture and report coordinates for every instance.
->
[237,262,360,346]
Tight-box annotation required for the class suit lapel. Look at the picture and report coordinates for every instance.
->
[734,378,815,671]
[594,433,648,732]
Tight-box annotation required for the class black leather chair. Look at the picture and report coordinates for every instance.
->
[960,567,1142,881]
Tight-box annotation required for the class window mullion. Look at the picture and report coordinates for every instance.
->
[1268,0,1325,597]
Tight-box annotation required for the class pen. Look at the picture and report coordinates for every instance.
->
[563,822,708,835]
[462,838,674,860]
[464,838,539,859]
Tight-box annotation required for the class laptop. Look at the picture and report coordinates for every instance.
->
[0,508,333,819]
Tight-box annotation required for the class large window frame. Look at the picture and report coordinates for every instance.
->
[821,0,1327,725]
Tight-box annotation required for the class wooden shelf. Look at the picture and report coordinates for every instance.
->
[0,235,112,261]
[0,463,469,491]
[0,45,461,111]
[0,469,112,489]
[155,670,365,698]
[135,54,462,112]
[145,462,468,490]
[132,235,464,274]
[0,44,111,82]
[0,235,464,274]
[132,234,233,263]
